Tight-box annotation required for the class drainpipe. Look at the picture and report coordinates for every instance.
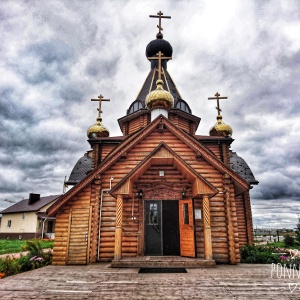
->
[97,177,114,261]
[41,218,47,239]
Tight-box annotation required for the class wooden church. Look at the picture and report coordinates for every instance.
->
[48,12,258,266]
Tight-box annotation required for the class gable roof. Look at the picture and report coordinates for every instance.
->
[110,142,219,198]
[1,195,61,214]
[48,115,250,216]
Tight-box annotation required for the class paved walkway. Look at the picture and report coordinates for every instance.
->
[0,263,299,299]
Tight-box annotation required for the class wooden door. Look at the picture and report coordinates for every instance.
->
[67,207,91,265]
[163,200,180,255]
[179,199,196,257]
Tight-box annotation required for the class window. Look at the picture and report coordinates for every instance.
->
[183,203,189,224]
[7,220,11,228]
[22,212,25,219]
[127,100,143,114]
[47,221,54,233]
[176,100,192,113]
[149,203,158,225]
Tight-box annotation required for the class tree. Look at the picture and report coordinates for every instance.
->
[295,216,300,243]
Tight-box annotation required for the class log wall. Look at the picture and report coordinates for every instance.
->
[52,186,91,265]
[101,144,117,161]
[99,128,233,263]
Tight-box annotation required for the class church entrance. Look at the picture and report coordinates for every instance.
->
[144,200,181,256]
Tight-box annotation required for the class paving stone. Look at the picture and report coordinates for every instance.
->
[0,263,299,299]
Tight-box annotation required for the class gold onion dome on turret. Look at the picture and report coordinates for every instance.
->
[87,117,109,138]
[209,115,233,137]
[145,79,174,110]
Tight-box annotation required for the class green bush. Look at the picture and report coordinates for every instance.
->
[240,244,280,264]
[0,256,20,277]
[18,254,32,272]
[22,239,44,257]
[284,235,295,247]
[0,240,53,278]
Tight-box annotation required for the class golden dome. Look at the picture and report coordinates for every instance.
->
[87,117,109,138]
[209,115,233,137]
[145,79,174,110]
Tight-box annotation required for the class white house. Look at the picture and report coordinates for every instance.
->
[0,194,61,239]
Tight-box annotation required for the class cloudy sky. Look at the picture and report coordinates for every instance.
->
[0,0,299,229]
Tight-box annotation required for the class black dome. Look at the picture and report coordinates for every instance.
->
[145,38,173,58]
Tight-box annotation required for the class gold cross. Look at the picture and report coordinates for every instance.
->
[149,10,171,34]
[147,51,172,80]
[208,92,228,115]
[91,94,110,118]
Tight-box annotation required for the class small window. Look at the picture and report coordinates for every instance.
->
[47,221,54,233]
[176,100,192,113]
[7,220,11,228]
[127,100,143,114]
[22,212,25,219]
[149,203,158,225]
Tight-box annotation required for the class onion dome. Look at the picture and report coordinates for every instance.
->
[145,79,174,110]
[87,117,109,139]
[209,115,233,137]
[146,33,173,69]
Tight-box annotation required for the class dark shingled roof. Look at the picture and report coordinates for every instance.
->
[134,69,184,108]
[67,153,93,185]
[230,152,259,185]
[0,195,61,214]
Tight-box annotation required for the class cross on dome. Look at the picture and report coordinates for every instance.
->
[208,92,228,115]
[91,94,110,118]
[147,51,172,80]
[149,10,171,36]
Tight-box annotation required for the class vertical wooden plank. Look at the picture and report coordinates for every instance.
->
[87,206,92,264]
[67,208,90,265]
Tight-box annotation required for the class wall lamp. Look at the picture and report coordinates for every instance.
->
[182,186,188,199]
[138,189,143,199]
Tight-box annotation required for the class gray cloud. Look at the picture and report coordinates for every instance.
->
[0,0,299,229]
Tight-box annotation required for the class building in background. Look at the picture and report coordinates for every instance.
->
[0,194,61,239]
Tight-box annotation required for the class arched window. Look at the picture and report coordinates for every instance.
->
[176,100,191,113]
[127,100,144,115]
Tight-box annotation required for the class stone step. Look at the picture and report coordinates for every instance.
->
[111,256,216,268]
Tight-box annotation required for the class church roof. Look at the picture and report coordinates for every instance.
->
[230,151,259,185]
[48,115,250,216]
[67,153,92,185]
[128,69,189,114]
[1,195,61,214]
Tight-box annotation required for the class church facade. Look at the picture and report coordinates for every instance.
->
[48,12,258,266]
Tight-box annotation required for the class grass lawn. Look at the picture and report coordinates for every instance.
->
[259,241,300,250]
[0,239,54,255]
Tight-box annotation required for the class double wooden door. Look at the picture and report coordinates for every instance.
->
[144,200,195,257]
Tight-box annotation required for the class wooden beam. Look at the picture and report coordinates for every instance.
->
[114,195,123,260]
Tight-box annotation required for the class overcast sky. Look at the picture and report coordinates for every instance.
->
[0,0,299,229]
